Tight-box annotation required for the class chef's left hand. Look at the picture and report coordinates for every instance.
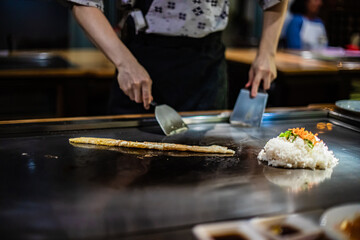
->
[245,53,277,98]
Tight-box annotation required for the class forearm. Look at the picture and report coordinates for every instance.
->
[72,5,135,68]
[246,0,288,97]
[72,5,153,108]
[258,0,288,57]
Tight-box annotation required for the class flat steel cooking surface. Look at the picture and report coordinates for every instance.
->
[0,114,360,239]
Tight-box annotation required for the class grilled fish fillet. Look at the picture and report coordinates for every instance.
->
[69,137,235,154]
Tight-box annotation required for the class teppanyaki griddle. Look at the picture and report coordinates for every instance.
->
[0,110,359,239]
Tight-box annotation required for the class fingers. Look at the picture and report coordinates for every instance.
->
[117,65,153,109]
[263,74,271,90]
[251,71,274,97]
[247,53,277,97]
[133,83,142,104]
[245,67,254,88]
[142,81,152,110]
[251,72,262,98]
[128,91,135,101]
[119,79,134,101]
[122,80,152,110]
[247,67,275,97]
[120,80,135,101]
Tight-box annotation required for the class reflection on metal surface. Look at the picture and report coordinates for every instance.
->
[198,145,259,191]
[27,159,36,173]
[44,154,59,159]
[183,113,230,125]
[263,165,333,193]
[262,110,328,122]
[316,122,333,134]
[70,145,152,189]
[316,122,333,131]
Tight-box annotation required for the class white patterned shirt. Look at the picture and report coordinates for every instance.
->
[67,0,282,38]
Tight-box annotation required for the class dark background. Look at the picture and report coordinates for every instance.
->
[0,0,69,50]
[1,0,360,51]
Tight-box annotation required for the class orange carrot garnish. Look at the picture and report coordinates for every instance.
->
[288,128,320,146]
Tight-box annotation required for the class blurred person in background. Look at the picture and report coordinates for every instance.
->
[285,0,327,49]
[66,0,288,114]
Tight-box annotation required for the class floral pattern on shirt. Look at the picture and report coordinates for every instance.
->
[66,0,282,37]
[144,0,230,38]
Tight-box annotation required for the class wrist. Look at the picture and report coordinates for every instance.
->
[115,60,125,70]
[114,49,134,70]
[257,41,278,59]
[256,50,275,61]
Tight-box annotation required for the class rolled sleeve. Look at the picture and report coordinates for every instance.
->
[258,0,282,10]
[66,0,104,11]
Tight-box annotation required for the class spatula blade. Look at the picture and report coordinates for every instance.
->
[230,89,268,127]
[155,104,188,136]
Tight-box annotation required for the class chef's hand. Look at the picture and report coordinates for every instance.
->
[245,53,277,98]
[117,57,153,110]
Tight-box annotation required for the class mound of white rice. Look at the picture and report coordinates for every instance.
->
[258,136,339,170]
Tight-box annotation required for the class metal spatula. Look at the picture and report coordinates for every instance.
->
[151,102,188,136]
[230,89,268,127]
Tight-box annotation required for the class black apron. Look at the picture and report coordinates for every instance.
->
[108,2,228,114]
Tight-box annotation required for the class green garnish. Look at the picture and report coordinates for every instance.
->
[279,130,314,148]
[304,139,314,149]
[279,130,298,142]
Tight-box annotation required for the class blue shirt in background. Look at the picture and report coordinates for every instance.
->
[286,14,327,49]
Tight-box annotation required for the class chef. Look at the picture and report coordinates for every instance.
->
[66,0,288,114]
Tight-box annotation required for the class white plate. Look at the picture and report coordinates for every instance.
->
[320,203,360,240]
[193,220,266,240]
[335,100,360,113]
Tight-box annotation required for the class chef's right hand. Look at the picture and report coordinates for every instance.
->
[117,57,153,110]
